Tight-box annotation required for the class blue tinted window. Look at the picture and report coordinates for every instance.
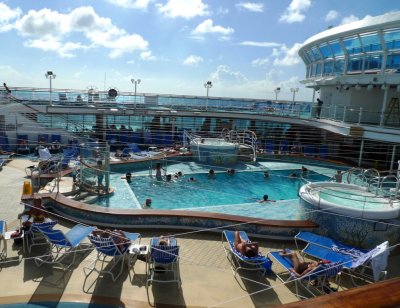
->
[360,33,381,52]
[344,37,363,55]
[306,50,315,62]
[329,40,343,56]
[323,61,333,75]
[334,59,345,75]
[315,63,322,76]
[311,46,321,60]
[386,54,400,69]
[319,44,332,59]
[310,64,317,77]
[384,30,400,50]
[364,54,382,70]
[347,57,363,72]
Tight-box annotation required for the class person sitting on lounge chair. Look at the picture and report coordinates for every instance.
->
[234,230,259,257]
[279,250,328,278]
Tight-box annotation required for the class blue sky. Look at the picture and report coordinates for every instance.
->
[0,0,398,101]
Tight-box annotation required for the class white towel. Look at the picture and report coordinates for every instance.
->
[371,241,389,282]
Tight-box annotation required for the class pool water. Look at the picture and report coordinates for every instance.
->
[93,168,328,211]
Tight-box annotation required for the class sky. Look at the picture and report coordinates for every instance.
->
[0,0,399,101]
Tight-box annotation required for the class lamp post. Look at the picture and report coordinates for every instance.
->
[204,81,212,110]
[274,87,281,102]
[131,78,141,109]
[45,71,56,106]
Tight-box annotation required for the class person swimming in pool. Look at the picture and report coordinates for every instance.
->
[155,163,165,180]
[258,195,276,203]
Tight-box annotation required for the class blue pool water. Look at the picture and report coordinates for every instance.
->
[92,167,329,220]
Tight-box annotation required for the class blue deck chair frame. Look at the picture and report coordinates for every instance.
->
[35,224,94,269]
[23,218,58,253]
[295,231,389,284]
[146,237,181,305]
[84,231,141,283]
[0,220,5,261]
[221,230,272,280]
[268,251,342,299]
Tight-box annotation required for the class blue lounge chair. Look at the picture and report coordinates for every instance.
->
[23,218,58,253]
[319,145,329,159]
[38,134,49,144]
[304,145,315,157]
[279,140,289,154]
[51,134,62,143]
[0,220,5,260]
[16,134,30,154]
[128,143,141,153]
[120,147,131,159]
[222,230,272,279]
[295,231,389,283]
[0,135,10,152]
[35,224,94,269]
[84,230,141,283]
[266,140,275,154]
[146,237,180,304]
[268,251,342,298]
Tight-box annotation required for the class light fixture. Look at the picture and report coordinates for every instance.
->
[381,83,388,90]
[367,83,374,91]
[355,83,362,90]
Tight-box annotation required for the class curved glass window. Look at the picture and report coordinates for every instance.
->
[319,44,332,59]
[315,63,322,76]
[384,29,400,50]
[334,58,345,75]
[364,54,382,70]
[306,50,315,62]
[329,40,344,56]
[323,61,333,76]
[344,36,363,55]
[360,33,381,52]
[310,64,317,77]
[311,46,322,60]
[386,54,400,69]
[347,57,363,72]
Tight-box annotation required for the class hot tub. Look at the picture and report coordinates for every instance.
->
[190,138,239,165]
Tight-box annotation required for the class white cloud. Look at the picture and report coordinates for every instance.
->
[325,10,338,22]
[24,37,88,58]
[279,0,311,23]
[216,6,229,15]
[183,55,203,66]
[192,19,234,36]
[107,0,152,10]
[0,2,22,32]
[252,57,269,67]
[340,14,360,25]
[210,65,247,84]
[157,0,208,19]
[272,43,303,66]
[236,2,264,13]
[13,6,149,58]
[240,41,281,47]
[140,50,156,60]
[127,60,135,64]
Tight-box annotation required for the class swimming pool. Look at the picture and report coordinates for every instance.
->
[90,164,329,220]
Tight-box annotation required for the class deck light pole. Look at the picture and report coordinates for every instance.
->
[131,78,141,109]
[45,71,56,106]
[274,87,281,102]
[290,87,299,104]
[204,81,212,110]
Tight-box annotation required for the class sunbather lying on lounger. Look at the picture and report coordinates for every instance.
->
[234,230,259,257]
[280,250,327,278]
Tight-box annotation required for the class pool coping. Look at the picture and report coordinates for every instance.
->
[21,193,318,238]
